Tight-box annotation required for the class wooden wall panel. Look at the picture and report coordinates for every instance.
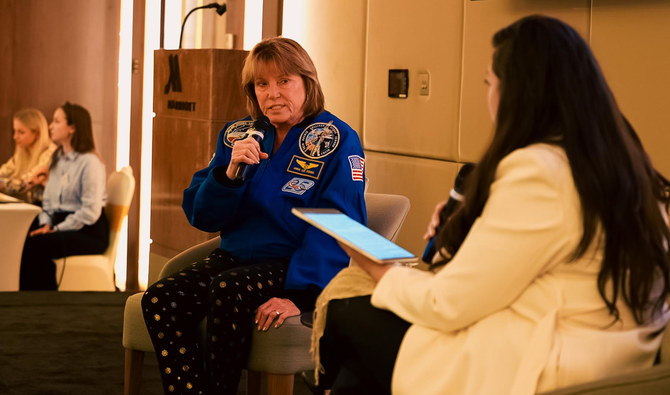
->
[459,0,590,163]
[364,0,463,161]
[591,0,670,178]
[365,151,457,257]
[0,0,17,164]
[226,0,246,50]
[154,49,248,121]
[150,117,224,258]
[9,0,120,176]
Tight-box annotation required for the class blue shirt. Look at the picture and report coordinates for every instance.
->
[183,111,367,291]
[39,151,107,231]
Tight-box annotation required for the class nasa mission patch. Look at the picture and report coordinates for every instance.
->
[223,120,254,148]
[281,177,316,196]
[298,121,340,159]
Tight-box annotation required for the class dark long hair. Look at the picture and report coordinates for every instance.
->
[435,15,670,324]
[50,102,96,169]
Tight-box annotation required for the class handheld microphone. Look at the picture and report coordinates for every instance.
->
[234,116,272,181]
[422,163,475,263]
[179,2,227,49]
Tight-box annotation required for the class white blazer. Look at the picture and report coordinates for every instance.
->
[372,144,669,395]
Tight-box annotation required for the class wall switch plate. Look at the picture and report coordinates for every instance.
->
[419,72,430,96]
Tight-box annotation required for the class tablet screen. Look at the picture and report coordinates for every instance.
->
[292,208,416,264]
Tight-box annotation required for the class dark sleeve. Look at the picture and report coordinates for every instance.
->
[282,285,322,312]
[182,128,248,232]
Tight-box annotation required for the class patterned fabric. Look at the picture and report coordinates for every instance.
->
[142,249,289,394]
[0,143,56,203]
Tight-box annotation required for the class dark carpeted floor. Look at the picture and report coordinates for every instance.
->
[0,291,310,395]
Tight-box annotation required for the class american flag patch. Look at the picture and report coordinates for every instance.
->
[348,155,365,182]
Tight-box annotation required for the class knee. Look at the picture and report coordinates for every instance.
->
[209,270,242,296]
[141,281,169,313]
[326,296,372,332]
[208,271,248,313]
[326,298,354,323]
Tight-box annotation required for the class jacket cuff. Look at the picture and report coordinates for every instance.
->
[282,285,321,313]
[212,165,243,188]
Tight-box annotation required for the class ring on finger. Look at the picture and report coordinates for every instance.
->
[276,310,281,316]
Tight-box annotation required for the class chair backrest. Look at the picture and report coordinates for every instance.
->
[364,192,411,242]
[158,192,410,279]
[103,166,135,266]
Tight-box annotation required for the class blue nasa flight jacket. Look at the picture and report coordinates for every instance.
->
[183,111,367,296]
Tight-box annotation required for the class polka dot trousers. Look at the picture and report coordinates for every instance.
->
[141,249,289,394]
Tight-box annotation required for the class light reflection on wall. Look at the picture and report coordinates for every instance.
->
[282,0,306,42]
[115,0,133,290]
[244,0,263,50]
[138,0,163,290]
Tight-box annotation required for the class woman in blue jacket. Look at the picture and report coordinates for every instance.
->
[142,37,366,395]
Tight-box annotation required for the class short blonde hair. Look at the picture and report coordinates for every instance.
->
[241,37,325,119]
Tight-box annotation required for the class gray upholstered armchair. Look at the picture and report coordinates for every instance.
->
[539,332,670,395]
[122,192,411,395]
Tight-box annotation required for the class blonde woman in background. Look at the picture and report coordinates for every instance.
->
[0,108,57,204]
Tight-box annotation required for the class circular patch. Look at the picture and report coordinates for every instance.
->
[298,122,340,159]
[223,120,254,148]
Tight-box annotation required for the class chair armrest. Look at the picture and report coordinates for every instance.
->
[158,236,221,279]
[300,312,314,328]
[538,364,670,395]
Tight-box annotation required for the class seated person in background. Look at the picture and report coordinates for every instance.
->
[0,108,57,204]
[20,102,108,291]
[141,37,366,395]
[313,15,670,395]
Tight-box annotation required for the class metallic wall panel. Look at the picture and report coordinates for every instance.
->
[365,150,458,257]
[364,0,464,161]
[459,0,590,163]
[591,0,670,178]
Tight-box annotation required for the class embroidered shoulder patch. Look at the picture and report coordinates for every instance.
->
[287,155,324,180]
[348,155,365,182]
[223,120,254,148]
[298,121,340,159]
[281,177,316,195]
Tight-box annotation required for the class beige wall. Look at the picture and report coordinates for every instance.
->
[590,0,670,178]
[282,0,368,133]
[296,0,670,256]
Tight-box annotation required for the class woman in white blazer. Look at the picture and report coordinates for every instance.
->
[314,15,670,395]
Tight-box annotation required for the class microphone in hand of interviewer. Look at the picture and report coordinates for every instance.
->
[234,116,272,181]
[421,163,476,263]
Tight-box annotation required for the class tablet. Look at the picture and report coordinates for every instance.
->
[292,207,418,265]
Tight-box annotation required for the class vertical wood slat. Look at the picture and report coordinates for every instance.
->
[226,0,246,50]
[262,0,284,39]
[125,0,147,292]
[0,0,17,164]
